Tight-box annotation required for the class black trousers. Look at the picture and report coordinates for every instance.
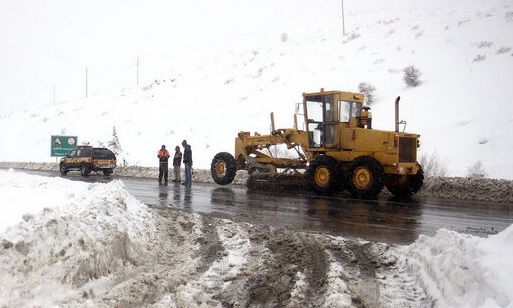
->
[159,162,169,182]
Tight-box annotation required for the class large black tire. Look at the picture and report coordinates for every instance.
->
[386,166,424,197]
[59,163,68,175]
[80,163,91,176]
[306,155,341,195]
[211,152,237,185]
[346,156,385,199]
[103,169,113,176]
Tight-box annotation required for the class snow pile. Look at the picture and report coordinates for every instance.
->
[0,169,155,307]
[399,227,513,307]
[1,169,513,307]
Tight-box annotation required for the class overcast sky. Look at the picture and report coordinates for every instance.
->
[0,0,349,115]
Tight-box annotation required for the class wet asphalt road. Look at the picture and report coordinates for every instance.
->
[23,170,513,245]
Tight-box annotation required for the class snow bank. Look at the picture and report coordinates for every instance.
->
[0,169,155,307]
[399,226,513,308]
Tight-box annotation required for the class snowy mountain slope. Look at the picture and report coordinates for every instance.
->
[1,0,512,179]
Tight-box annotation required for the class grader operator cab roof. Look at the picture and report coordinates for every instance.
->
[302,89,365,103]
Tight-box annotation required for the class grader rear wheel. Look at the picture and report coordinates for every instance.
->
[346,156,384,199]
[211,152,237,185]
[306,156,341,195]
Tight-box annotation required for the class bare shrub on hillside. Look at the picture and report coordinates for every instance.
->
[467,161,487,178]
[358,82,377,105]
[419,151,448,177]
[343,32,360,43]
[496,47,512,54]
[472,55,486,62]
[506,12,513,22]
[402,65,422,87]
[477,41,493,48]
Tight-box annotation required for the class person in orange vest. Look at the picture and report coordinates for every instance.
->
[157,145,170,185]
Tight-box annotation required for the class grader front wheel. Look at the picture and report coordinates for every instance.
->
[211,152,237,185]
[306,156,341,195]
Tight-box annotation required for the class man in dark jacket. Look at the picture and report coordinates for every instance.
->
[181,140,193,186]
[157,145,170,185]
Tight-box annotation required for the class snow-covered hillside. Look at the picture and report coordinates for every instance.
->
[1,0,512,179]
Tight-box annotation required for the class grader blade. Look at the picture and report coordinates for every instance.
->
[247,172,307,192]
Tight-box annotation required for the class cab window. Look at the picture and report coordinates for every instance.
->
[339,101,362,122]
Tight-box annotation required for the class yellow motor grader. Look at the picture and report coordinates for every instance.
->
[210,89,423,199]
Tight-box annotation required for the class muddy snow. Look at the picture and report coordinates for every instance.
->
[0,168,512,307]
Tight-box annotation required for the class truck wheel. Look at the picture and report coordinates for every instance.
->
[387,165,424,197]
[346,156,384,199]
[306,155,341,195]
[80,164,91,176]
[211,152,237,185]
[103,169,113,176]
[59,163,68,175]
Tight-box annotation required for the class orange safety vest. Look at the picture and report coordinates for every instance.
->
[158,150,170,163]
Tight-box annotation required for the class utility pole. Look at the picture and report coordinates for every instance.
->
[85,66,88,98]
[341,0,346,36]
[136,57,139,86]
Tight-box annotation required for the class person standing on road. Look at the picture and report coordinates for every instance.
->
[157,145,170,185]
[172,145,182,183]
[181,140,193,186]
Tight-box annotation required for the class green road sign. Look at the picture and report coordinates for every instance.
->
[51,135,77,157]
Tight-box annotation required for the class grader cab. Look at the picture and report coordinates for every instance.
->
[211,89,423,199]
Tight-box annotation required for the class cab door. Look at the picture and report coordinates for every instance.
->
[305,93,339,149]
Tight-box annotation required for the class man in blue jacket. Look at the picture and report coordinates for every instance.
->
[181,140,193,186]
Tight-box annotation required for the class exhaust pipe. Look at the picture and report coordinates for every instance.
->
[395,96,401,132]
[270,112,276,132]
